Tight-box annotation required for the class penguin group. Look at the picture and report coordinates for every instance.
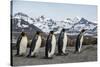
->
[15,29,86,59]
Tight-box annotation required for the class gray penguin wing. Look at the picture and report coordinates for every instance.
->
[16,35,22,48]
[30,35,38,51]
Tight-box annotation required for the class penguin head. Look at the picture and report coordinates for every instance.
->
[36,31,40,35]
[62,28,65,32]
[50,31,54,35]
[81,29,86,33]
[21,32,25,36]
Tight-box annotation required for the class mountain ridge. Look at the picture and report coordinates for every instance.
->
[12,12,97,35]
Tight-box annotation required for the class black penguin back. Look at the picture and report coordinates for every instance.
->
[16,35,22,55]
[45,33,52,57]
[58,31,64,53]
[75,32,83,51]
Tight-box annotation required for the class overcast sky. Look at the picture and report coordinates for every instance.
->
[12,0,97,22]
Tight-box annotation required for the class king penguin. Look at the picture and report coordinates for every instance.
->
[45,31,56,59]
[27,31,42,57]
[75,29,85,53]
[57,29,68,56]
[15,32,28,56]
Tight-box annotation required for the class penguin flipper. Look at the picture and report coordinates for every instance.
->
[27,35,37,57]
[15,35,22,55]
[48,41,52,53]
[16,35,22,48]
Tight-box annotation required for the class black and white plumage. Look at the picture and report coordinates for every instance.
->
[57,29,67,55]
[15,32,28,56]
[75,29,85,53]
[27,31,42,57]
[45,31,56,59]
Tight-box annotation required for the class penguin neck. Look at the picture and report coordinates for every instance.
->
[22,35,26,37]
[60,31,64,35]
[80,32,84,36]
[48,34,53,40]
[80,32,83,34]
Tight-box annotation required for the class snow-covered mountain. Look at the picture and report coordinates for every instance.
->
[12,12,97,35]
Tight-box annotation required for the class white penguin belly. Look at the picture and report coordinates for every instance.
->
[48,35,56,57]
[79,36,83,52]
[31,36,42,55]
[80,36,83,45]
[19,36,28,55]
[62,33,67,53]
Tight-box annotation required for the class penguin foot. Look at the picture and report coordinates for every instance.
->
[26,55,31,58]
[18,54,24,57]
[56,53,68,56]
[30,55,37,58]
[15,54,24,57]
[62,53,69,56]
[43,56,53,59]
[74,51,80,54]
[56,53,63,56]
[48,57,53,59]
[15,54,19,56]
[56,53,67,56]
[46,57,53,59]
